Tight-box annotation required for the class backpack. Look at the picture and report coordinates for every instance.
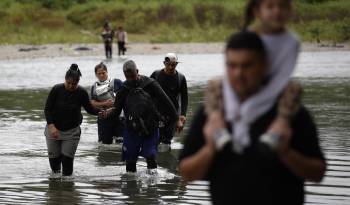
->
[124,79,159,138]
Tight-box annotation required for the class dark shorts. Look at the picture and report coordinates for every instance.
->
[122,128,159,162]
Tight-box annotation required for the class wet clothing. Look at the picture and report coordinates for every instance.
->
[45,126,81,158]
[91,79,123,144]
[122,127,159,162]
[179,104,325,205]
[45,84,100,131]
[45,125,80,176]
[44,83,100,175]
[151,69,188,144]
[49,155,74,176]
[111,75,178,168]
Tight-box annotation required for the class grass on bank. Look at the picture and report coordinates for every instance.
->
[0,0,349,44]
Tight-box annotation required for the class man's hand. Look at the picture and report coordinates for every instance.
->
[48,124,59,139]
[99,108,115,119]
[104,99,114,108]
[268,116,292,156]
[176,115,187,132]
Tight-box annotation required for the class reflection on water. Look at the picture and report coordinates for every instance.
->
[0,53,349,204]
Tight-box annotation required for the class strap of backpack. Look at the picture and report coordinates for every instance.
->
[177,72,184,91]
[153,70,161,82]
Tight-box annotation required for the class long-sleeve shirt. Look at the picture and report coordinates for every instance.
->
[150,69,188,116]
[112,75,178,127]
[44,83,100,131]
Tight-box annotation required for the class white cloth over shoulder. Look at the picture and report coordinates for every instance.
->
[223,31,300,153]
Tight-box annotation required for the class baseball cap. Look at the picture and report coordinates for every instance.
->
[164,53,179,63]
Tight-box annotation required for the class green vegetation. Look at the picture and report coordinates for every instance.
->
[0,0,349,44]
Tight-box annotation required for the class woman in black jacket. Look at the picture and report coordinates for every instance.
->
[44,64,101,177]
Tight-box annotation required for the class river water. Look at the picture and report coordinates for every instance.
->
[0,52,349,204]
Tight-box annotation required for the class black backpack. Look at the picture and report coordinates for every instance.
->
[124,79,159,138]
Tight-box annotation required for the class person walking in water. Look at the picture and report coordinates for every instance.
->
[150,53,188,152]
[90,62,123,144]
[44,64,101,177]
[101,21,114,59]
[101,60,178,173]
[116,26,127,56]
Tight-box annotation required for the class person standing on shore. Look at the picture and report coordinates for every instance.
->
[179,31,326,205]
[116,26,127,56]
[90,62,123,144]
[101,60,178,173]
[44,64,101,177]
[101,21,114,59]
[150,53,188,152]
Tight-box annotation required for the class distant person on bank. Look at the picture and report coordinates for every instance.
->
[101,60,178,173]
[116,26,127,56]
[179,31,326,205]
[150,53,188,152]
[44,64,102,177]
[90,62,123,144]
[101,21,114,59]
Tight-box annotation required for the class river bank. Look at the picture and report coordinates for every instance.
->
[0,42,349,60]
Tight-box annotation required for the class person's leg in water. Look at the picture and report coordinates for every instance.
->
[118,41,122,56]
[61,155,74,176]
[141,129,159,172]
[61,138,80,176]
[104,42,109,59]
[122,128,142,173]
[45,128,61,173]
[121,41,126,55]
[158,123,175,152]
[98,118,113,144]
[49,155,62,173]
[109,42,113,58]
[114,117,125,144]
[107,43,112,59]
[46,135,62,174]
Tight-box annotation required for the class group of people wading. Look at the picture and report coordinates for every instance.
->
[44,0,326,204]
[44,53,188,175]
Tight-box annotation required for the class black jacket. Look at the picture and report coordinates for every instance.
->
[150,69,188,116]
[44,83,100,131]
[112,75,178,127]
